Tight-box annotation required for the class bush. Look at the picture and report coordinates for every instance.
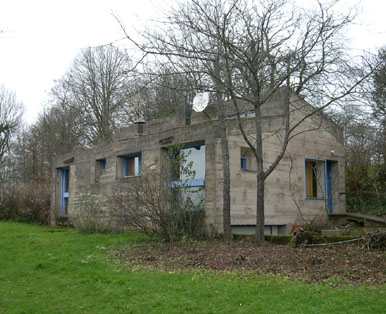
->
[291,230,315,247]
[366,231,386,250]
[0,182,50,224]
[303,218,323,234]
[110,145,207,242]
[111,171,207,242]
[70,192,108,233]
[347,191,386,216]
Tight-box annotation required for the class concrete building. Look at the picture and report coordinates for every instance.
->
[50,91,346,235]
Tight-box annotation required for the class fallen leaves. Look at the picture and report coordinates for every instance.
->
[114,241,386,285]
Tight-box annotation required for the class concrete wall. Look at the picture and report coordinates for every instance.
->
[222,94,345,231]
[51,94,345,234]
[52,118,223,233]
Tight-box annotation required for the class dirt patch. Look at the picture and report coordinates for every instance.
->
[114,241,386,285]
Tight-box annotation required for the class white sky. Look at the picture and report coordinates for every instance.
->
[0,0,385,124]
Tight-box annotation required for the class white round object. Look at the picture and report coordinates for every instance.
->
[192,92,209,112]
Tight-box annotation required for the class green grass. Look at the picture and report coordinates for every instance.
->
[0,222,386,314]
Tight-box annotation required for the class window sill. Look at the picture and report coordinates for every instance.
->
[118,175,141,181]
[305,197,325,201]
[241,169,257,173]
[170,178,205,188]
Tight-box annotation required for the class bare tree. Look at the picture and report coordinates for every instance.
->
[52,45,136,144]
[372,47,386,165]
[116,1,234,240]
[0,86,22,166]
[0,100,83,224]
[120,0,375,241]
[129,66,199,121]
[214,0,369,241]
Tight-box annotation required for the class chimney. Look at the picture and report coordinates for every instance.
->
[176,95,193,127]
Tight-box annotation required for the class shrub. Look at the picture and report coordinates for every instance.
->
[71,192,109,233]
[366,231,386,250]
[0,182,50,224]
[111,172,206,242]
[303,217,324,234]
[111,145,207,242]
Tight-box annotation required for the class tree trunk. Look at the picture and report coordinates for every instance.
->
[256,172,265,242]
[383,118,386,166]
[254,105,265,242]
[217,92,232,241]
[221,129,231,241]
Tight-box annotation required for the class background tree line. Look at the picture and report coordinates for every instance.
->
[342,48,386,216]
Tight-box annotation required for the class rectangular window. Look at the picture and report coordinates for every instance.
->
[57,167,70,217]
[170,143,205,187]
[240,147,256,171]
[98,158,107,170]
[120,153,142,177]
[168,143,206,211]
[240,157,247,170]
[180,144,205,182]
[95,158,107,182]
[305,159,325,199]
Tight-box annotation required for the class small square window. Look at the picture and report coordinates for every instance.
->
[120,153,142,177]
[98,158,107,170]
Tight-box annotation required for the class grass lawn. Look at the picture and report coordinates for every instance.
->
[0,222,386,314]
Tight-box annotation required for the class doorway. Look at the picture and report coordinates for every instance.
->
[325,160,337,214]
[58,167,70,217]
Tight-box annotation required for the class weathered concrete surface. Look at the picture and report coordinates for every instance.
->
[51,93,345,234]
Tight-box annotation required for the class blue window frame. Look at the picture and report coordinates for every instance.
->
[169,143,205,187]
[240,147,255,171]
[99,158,107,169]
[305,158,327,200]
[120,153,142,177]
[305,159,318,199]
[241,157,247,171]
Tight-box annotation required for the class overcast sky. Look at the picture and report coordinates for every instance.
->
[1,0,385,124]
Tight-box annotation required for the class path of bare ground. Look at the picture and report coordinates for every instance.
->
[114,241,386,285]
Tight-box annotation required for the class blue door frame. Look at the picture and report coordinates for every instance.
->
[325,160,333,214]
[58,167,70,216]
